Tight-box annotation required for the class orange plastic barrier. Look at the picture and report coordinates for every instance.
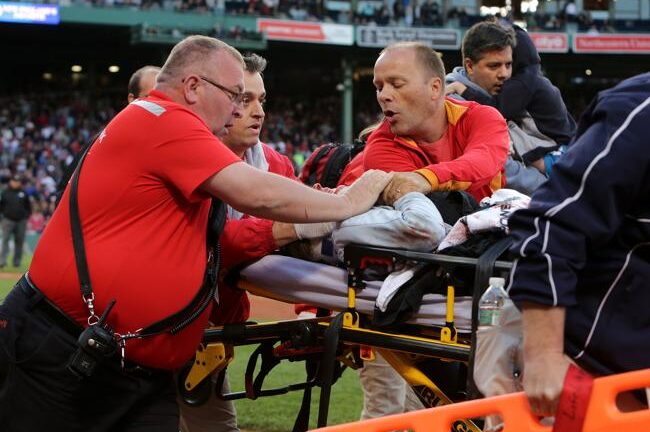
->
[583,368,650,432]
[313,368,650,432]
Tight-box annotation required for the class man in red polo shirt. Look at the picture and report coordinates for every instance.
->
[359,41,509,204]
[0,36,391,432]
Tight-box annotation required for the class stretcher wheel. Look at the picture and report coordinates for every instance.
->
[177,362,212,407]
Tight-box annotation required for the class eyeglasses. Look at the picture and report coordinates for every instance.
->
[199,75,244,106]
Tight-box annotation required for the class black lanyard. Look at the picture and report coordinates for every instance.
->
[68,136,223,339]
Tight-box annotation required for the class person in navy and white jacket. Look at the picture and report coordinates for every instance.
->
[507,72,650,417]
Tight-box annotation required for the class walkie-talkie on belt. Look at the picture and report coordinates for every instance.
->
[67,299,118,379]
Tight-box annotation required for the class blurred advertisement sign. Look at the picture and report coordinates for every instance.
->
[574,34,650,54]
[257,19,353,46]
[356,26,460,49]
[325,0,351,12]
[528,32,569,53]
[0,1,59,24]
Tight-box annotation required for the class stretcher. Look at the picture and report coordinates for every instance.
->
[178,240,513,431]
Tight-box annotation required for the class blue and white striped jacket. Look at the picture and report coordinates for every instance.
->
[507,72,650,375]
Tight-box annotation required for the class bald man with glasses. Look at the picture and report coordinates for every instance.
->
[0,36,391,432]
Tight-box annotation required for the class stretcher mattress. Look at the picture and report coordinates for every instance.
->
[239,255,473,331]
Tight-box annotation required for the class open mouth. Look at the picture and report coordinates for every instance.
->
[383,109,396,118]
[383,110,398,124]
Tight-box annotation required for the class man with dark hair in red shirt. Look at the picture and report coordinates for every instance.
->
[179,52,335,432]
[0,36,391,432]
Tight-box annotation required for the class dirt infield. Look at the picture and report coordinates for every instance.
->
[248,293,298,321]
[0,272,21,281]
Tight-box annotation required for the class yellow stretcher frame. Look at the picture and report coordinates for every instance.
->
[179,242,513,430]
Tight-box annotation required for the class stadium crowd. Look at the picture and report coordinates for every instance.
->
[29,0,650,32]
[0,91,350,234]
[0,93,122,235]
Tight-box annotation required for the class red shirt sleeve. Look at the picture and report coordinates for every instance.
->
[264,145,298,180]
[427,104,509,187]
[211,144,297,325]
[220,216,277,269]
[364,121,428,172]
[364,106,508,195]
[145,109,242,203]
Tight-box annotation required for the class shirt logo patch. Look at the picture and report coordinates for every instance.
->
[132,100,166,117]
[0,319,8,329]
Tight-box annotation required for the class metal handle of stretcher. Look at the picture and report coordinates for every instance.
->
[343,243,513,271]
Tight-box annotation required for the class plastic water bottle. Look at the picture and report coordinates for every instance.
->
[478,277,508,330]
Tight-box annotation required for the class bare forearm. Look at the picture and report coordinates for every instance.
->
[202,164,391,224]
[522,303,565,358]
[232,175,356,222]
[272,222,299,247]
[521,302,571,416]
[203,164,353,222]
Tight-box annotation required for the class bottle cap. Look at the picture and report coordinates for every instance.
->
[489,277,506,287]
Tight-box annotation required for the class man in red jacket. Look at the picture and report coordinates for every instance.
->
[363,41,509,204]
[179,53,336,432]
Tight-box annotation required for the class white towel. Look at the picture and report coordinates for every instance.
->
[375,263,425,312]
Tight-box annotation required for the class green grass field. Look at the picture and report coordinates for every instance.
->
[229,345,363,431]
[0,252,30,301]
[0,278,16,300]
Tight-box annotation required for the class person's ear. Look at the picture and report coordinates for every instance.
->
[464,57,474,76]
[430,76,443,99]
[182,76,201,104]
[127,93,136,104]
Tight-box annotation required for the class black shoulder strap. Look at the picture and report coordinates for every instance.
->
[306,144,335,186]
[57,132,100,208]
[320,143,353,188]
[69,139,222,337]
[350,138,365,159]
[69,141,96,300]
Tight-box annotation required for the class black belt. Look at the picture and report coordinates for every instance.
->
[18,275,83,337]
[18,276,170,379]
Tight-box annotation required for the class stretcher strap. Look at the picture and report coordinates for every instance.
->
[317,312,345,427]
[293,359,319,432]
[553,364,594,432]
[244,342,279,399]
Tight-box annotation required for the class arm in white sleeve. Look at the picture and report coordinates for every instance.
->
[332,192,447,252]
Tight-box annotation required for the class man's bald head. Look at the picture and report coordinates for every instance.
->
[379,42,446,82]
[127,66,161,103]
[156,35,243,85]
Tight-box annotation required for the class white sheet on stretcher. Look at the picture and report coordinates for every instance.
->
[239,255,473,331]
